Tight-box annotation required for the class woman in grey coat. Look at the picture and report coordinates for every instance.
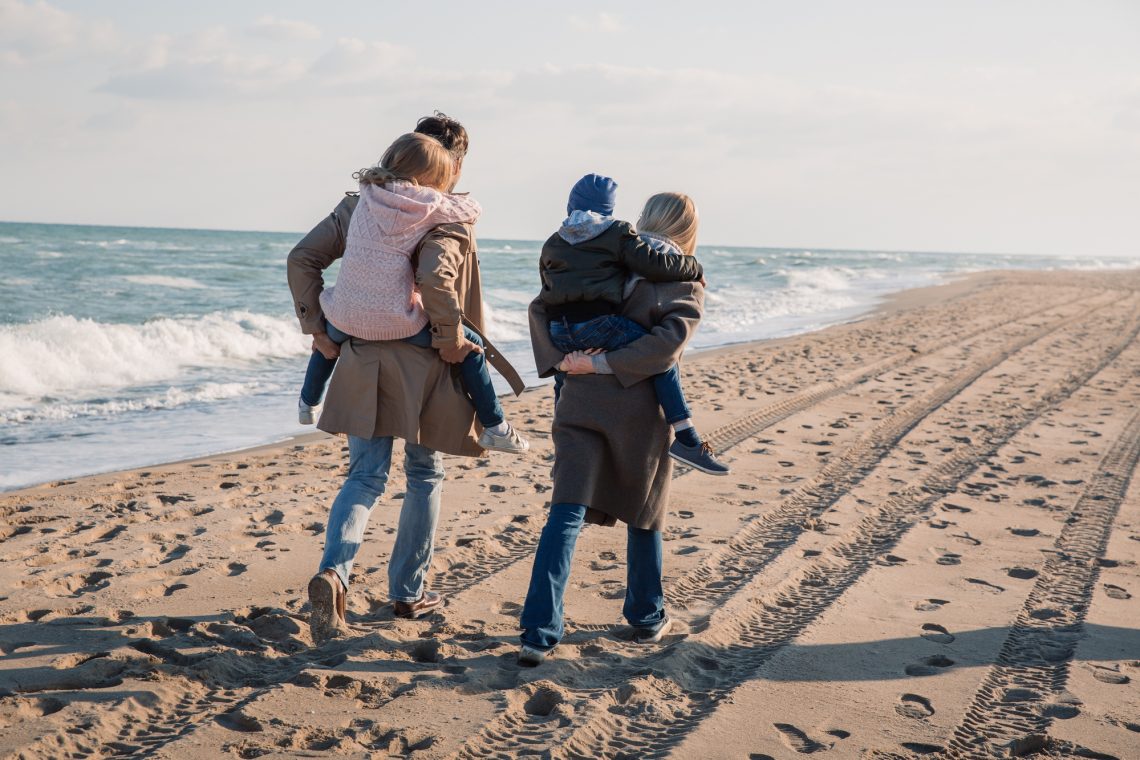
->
[519,192,705,665]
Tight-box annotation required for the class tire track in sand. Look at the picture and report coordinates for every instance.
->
[430,292,1097,598]
[453,294,1139,759]
[929,408,1140,759]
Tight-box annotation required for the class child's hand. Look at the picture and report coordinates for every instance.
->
[559,351,599,375]
[313,332,341,360]
[439,338,483,364]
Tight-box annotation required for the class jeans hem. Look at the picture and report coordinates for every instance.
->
[319,565,350,592]
[519,635,555,653]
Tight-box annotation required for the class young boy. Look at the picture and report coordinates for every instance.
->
[537,174,729,475]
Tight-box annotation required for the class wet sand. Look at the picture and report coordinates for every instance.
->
[2,269,1138,759]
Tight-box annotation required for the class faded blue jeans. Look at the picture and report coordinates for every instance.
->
[319,435,444,602]
[519,502,666,652]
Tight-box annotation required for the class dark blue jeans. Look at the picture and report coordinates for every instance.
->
[549,315,690,423]
[300,321,504,428]
[519,502,666,652]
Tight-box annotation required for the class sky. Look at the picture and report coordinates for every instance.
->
[1,0,1138,255]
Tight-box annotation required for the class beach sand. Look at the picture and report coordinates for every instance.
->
[2,269,1138,759]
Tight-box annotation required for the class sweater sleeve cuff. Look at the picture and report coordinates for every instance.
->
[591,354,615,375]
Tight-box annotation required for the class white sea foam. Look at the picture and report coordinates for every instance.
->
[124,274,209,289]
[482,300,530,343]
[0,381,272,425]
[0,311,307,405]
[36,250,63,258]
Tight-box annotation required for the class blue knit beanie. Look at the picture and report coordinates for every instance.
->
[567,173,618,216]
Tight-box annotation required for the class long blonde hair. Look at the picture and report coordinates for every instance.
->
[637,192,699,256]
[354,132,453,190]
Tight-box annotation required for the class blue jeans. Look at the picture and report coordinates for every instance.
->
[300,321,505,428]
[549,315,690,423]
[519,502,666,652]
[319,435,444,602]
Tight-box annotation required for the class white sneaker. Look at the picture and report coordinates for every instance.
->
[478,424,529,454]
[518,644,547,667]
[298,399,318,425]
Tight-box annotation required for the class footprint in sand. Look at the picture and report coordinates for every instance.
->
[896,693,935,719]
[965,578,1005,594]
[904,655,954,677]
[1103,584,1132,600]
[227,562,248,577]
[920,624,955,644]
[1006,566,1039,580]
[1090,666,1130,685]
[935,552,962,566]
[914,599,949,612]
[1008,526,1041,537]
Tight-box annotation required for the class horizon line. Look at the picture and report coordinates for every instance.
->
[0,217,1132,261]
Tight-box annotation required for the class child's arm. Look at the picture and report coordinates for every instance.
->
[615,223,703,283]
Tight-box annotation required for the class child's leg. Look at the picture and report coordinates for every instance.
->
[300,321,350,407]
[652,365,693,428]
[457,327,505,429]
[587,318,715,457]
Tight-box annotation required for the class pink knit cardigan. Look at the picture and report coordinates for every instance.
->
[320,181,481,340]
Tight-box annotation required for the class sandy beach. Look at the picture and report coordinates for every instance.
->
[1,269,1138,759]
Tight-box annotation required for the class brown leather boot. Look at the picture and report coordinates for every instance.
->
[392,590,443,619]
[308,570,349,642]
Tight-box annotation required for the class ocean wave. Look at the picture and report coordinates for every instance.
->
[0,311,308,403]
[0,381,272,425]
[482,301,530,343]
[124,274,209,289]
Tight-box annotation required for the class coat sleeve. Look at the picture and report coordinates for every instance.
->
[286,195,356,335]
[528,296,565,378]
[604,283,705,388]
[616,224,703,283]
[415,222,469,349]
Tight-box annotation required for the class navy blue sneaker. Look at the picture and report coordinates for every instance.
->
[669,440,730,476]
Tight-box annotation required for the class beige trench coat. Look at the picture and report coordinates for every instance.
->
[529,280,704,530]
[288,194,524,456]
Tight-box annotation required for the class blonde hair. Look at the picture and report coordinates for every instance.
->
[637,192,699,256]
[354,132,453,190]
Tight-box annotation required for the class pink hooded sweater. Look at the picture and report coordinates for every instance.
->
[320,181,482,340]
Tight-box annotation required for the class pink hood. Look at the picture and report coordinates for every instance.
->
[318,181,481,341]
[359,181,481,238]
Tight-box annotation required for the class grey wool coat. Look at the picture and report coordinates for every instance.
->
[529,280,705,530]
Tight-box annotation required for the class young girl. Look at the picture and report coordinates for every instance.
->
[299,132,528,454]
[543,189,728,476]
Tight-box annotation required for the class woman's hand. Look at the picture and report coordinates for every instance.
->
[312,332,341,360]
[558,349,602,375]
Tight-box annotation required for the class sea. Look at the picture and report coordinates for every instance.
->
[0,220,1134,491]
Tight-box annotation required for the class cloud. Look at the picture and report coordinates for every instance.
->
[0,0,116,65]
[247,16,322,42]
[569,12,623,34]
[308,37,406,85]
